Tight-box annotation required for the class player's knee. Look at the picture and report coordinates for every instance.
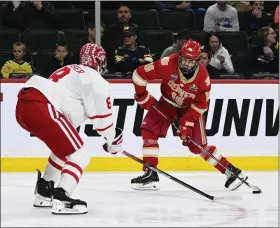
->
[188,144,202,154]
[200,145,217,159]
[141,128,157,139]
[188,145,216,155]
[67,146,91,170]
[204,145,216,153]
[141,128,159,147]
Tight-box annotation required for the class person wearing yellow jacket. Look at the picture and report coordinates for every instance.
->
[1,42,32,78]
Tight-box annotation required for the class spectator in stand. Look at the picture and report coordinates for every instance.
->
[103,5,139,51]
[244,26,279,74]
[114,26,153,78]
[161,29,190,58]
[227,1,250,12]
[203,1,240,33]
[43,43,76,78]
[154,1,192,11]
[274,5,279,32]
[103,4,139,73]
[1,1,57,32]
[243,1,271,37]
[0,1,22,29]
[154,1,213,14]
[200,48,220,79]
[68,22,105,55]
[1,42,32,78]
[204,33,234,73]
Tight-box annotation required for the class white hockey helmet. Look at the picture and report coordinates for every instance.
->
[80,43,107,74]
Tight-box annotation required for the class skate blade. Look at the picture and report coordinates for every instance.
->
[229,175,248,191]
[52,200,88,215]
[33,194,52,208]
[131,182,160,191]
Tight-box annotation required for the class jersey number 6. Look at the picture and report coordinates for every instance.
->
[106,97,112,109]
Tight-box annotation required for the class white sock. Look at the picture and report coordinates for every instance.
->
[57,147,90,196]
[43,153,67,185]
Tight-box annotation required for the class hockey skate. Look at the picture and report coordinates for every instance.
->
[33,169,54,208]
[225,164,248,191]
[52,188,87,215]
[131,168,160,190]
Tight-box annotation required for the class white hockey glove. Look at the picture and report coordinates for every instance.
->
[103,128,123,155]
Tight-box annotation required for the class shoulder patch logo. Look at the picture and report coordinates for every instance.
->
[171,74,178,81]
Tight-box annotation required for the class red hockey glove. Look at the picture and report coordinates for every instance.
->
[103,128,123,155]
[177,120,194,141]
[134,91,156,110]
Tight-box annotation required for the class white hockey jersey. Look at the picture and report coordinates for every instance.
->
[24,64,115,145]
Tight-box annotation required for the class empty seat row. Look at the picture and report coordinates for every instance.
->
[0,29,250,55]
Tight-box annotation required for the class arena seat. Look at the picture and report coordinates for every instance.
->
[190,31,208,46]
[87,10,117,27]
[23,29,60,51]
[0,29,21,50]
[220,31,249,54]
[56,9,85,30]
[62,29,88,52]
[132,10,160,30]
[231,52,247,74]
[159,11,196,32]
[138,30,174,60]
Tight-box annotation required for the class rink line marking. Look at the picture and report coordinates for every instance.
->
[0,156,278,172]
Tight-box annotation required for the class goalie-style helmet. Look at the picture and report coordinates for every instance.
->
[179,39,201,76]
[80,43,107,74]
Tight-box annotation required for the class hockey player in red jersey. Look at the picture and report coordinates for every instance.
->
[15,43,123,215]
[131,40,247,190]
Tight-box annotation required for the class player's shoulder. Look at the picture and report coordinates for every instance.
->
[197,63,211,88]
[157,53,178,66]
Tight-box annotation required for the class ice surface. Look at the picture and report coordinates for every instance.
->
[1,171,278,227]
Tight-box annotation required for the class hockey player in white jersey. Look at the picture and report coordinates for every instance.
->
[15,43,123,215]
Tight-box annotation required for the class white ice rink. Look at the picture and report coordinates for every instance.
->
[1,171,278,227]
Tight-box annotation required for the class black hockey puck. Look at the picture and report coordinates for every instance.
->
[253,190,262,194]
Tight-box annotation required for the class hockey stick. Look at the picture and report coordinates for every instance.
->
[152,106,262,194]
[122,150,240,201]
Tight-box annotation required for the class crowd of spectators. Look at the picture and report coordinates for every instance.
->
[0,1,279,79]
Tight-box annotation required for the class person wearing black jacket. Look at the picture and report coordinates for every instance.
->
[103,4,139,72]
[43,43,76,78]
[243,1,272,38]
[1,1,57,32]
[244,26,279,75]
[114,26,153,78]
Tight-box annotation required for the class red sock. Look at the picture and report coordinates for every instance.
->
[201,146,230,174]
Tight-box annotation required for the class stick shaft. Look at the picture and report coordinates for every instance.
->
[152,106,261,191]
[122,150,214,200]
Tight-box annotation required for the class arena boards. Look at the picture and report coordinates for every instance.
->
[1,79,278,172]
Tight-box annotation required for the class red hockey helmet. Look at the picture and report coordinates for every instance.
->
[179,39,201,76]
[80,43,107,74]
[180,39,201,60]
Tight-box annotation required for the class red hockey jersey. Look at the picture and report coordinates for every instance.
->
[132,53,211,124]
